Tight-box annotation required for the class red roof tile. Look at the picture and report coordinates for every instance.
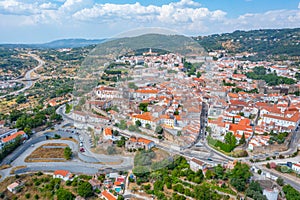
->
[2,131,25,143]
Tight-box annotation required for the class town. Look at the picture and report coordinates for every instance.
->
[0,30,300,200]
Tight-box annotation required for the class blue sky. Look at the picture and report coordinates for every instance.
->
[0,0,299,43]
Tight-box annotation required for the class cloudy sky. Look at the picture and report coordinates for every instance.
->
[0,0,299,43]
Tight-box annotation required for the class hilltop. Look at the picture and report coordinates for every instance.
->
[194,28,300,60]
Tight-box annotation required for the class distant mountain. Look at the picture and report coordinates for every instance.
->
[0,38,105,49]
[194,28,300,60]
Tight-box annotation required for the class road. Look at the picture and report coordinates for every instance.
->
[0,53,44,98]
[57,103,231,165]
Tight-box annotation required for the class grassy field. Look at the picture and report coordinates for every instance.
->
[25,143,68,162]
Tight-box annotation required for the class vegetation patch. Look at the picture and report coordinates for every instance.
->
[0,164,11,170]
[25,143,68,162]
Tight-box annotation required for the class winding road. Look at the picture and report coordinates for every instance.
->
[0,53,44,98]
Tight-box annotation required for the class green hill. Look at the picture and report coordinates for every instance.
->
[194,28,300,60]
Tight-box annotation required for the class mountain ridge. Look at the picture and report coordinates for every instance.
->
[0,38,105,49]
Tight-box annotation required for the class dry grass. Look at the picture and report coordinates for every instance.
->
[25,143,67,162]
[10,165,27,174]
[152,147,170,163]
[0,164,11,170]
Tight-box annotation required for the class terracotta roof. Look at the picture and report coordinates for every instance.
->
[264,113,300,123]
[2,131,25,143]
[293,163,300,168]
[54,170,69,177]
[228,93,239,98]
[137,137,153,145]
[132,112,154,122]
[104,128,112,136]
[191,158,205,166]
[102,190,117,200]
[114,181,122,186]
[135,89,158,94]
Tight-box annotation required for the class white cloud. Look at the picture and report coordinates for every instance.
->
[0,0,299,42]
[72,0,226,26]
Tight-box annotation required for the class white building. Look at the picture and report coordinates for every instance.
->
[262,113,300,129]
[292,163,300,173]
[95,86,121,100]
[53,170,74,181]
[7,181,24,194]
[263,188,279,200]
[132,112,157,129]
[189,158,206,172]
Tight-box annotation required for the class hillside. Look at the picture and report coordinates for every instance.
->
[194,28,300,60]
[0,39,105,49]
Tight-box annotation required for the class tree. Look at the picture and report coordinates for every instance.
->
[145,123,151,129]
[296,72,300,80]
[266,163,270,169]
[177,131,182,136]
[225,132,233,144]
[197,71,201,78]
[138,103,148,112]
[24,126,32,135]
[239,133,246,145]
[135,120,142,127]
[154,180,164,192]
[174,110,179,115]
[56,189,74,200]
[155,126,163,134]
[78,181,93,198]
[117,195,125,200]
[128,82,138,90]
[214,164,224,179]
[194,184,220,200]
[257,169,262,175]
[205,169,215,179]
[283,185,300,200]
[230,162,251,192]
[224,132,236,148]
[16,94,26,104]
[248,181,262,193]
[276,177,284,186]
[64,147,72,160]
[117,136,126,147]
[118,120,127,130]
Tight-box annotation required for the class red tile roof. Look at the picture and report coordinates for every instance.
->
[102,190,117,200]
[104,128,112,136]
[132,112,154,122]
[2,131,25,143]
[54,170,69,177]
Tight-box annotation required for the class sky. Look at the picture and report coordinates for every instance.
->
[0,0,299,43]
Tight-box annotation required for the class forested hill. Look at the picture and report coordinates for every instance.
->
[194,28,300,60]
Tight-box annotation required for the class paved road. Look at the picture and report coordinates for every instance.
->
[0,138,133,182]
[0,53,44,98]
[0,135,47,165]
[257,165,300,191]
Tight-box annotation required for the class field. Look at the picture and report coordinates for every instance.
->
[25,143,68,162]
